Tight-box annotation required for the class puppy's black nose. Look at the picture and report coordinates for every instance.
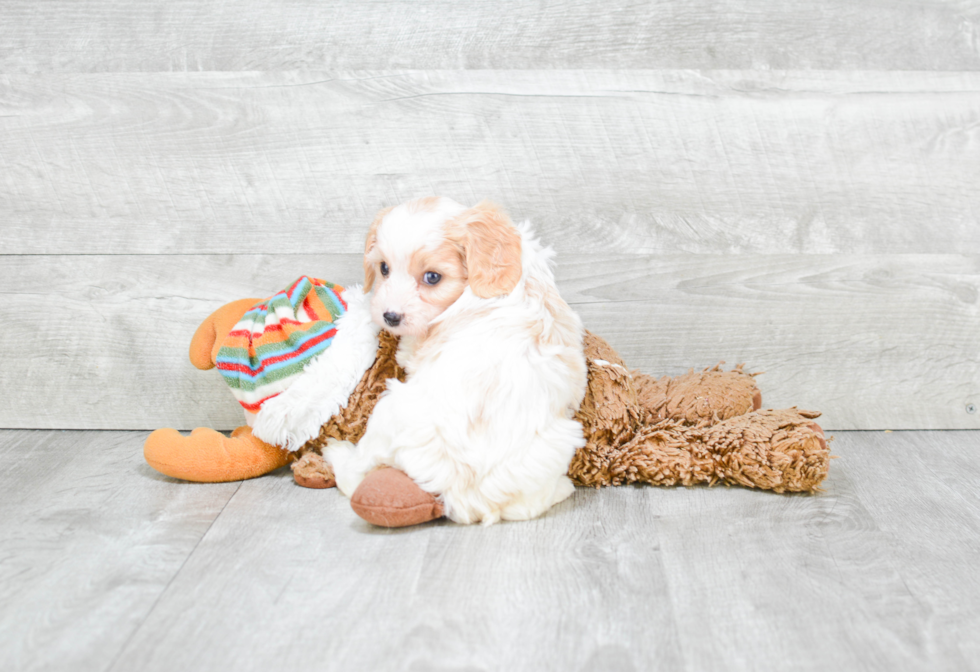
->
[383,311,402,327]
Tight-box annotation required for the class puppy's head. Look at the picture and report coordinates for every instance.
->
[363,197,523,337]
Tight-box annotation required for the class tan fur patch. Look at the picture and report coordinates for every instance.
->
[525,276,580,349]
[363,206,393,291]
[448,201,523,299]
[408,239,468,316]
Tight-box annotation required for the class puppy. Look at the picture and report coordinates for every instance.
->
[327,197,588,525]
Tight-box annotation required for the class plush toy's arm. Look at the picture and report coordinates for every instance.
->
[251,286,381,452]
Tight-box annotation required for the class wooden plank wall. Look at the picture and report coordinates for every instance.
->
[1,1,978,430]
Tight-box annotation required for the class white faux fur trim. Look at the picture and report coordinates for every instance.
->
[251,285,381,452]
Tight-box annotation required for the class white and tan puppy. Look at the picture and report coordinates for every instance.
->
[325,197,588,525]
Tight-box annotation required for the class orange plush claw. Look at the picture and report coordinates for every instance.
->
[143,425,290,482]
[188,298,262,370]
[350,467,444,527]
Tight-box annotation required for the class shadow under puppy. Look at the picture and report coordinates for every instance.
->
[320,197,589,525]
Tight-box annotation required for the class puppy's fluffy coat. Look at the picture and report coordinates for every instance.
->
[292,198,580,525]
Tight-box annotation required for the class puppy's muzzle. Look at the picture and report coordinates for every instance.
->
[383,311,403,327]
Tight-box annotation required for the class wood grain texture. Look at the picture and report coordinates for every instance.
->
[0,430,240,672]
[3,429,978,671]
[3,1,979,73]
[2,70,979,255]
[841,430,980,669]
[652,430,980,671]
[110,472,683,672]
[0,253,976,431]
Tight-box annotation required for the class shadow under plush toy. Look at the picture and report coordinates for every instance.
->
[145,278,830,528]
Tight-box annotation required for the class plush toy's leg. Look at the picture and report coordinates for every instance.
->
[617,409,830,493]
[143,425,290,482]
[188,298,262,370]
[291,452,337,489]
[700,411,830,492]
[349,467,444,527]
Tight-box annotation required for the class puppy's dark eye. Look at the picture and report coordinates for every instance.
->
[423,271,442,285]
[380,261,389,277]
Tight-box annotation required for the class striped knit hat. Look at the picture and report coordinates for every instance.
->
[216,276,347,412]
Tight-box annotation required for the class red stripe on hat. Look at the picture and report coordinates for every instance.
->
[284,276,309,301]
[240,392,281,413]
[215,327,337,375]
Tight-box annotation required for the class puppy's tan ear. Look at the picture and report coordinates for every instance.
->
[363,206,392,292]
[455,201,522,298]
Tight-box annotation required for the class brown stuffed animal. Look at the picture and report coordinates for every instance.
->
[145,296,830,527]
[294,331,830,527]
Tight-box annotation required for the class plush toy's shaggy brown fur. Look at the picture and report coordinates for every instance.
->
[571,332,829,492]
[292,330,830,495]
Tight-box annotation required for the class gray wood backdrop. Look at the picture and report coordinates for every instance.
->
[1,1,978,430]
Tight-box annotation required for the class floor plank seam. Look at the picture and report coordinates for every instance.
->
[101,479,244,672]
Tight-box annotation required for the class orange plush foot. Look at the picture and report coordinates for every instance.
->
[188,298,262,370]
[144,425,290,482]
[350,467,444,527]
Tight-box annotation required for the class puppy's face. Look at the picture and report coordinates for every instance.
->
[363,197,522,337]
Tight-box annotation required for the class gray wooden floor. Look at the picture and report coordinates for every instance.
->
[2,429,978,672]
